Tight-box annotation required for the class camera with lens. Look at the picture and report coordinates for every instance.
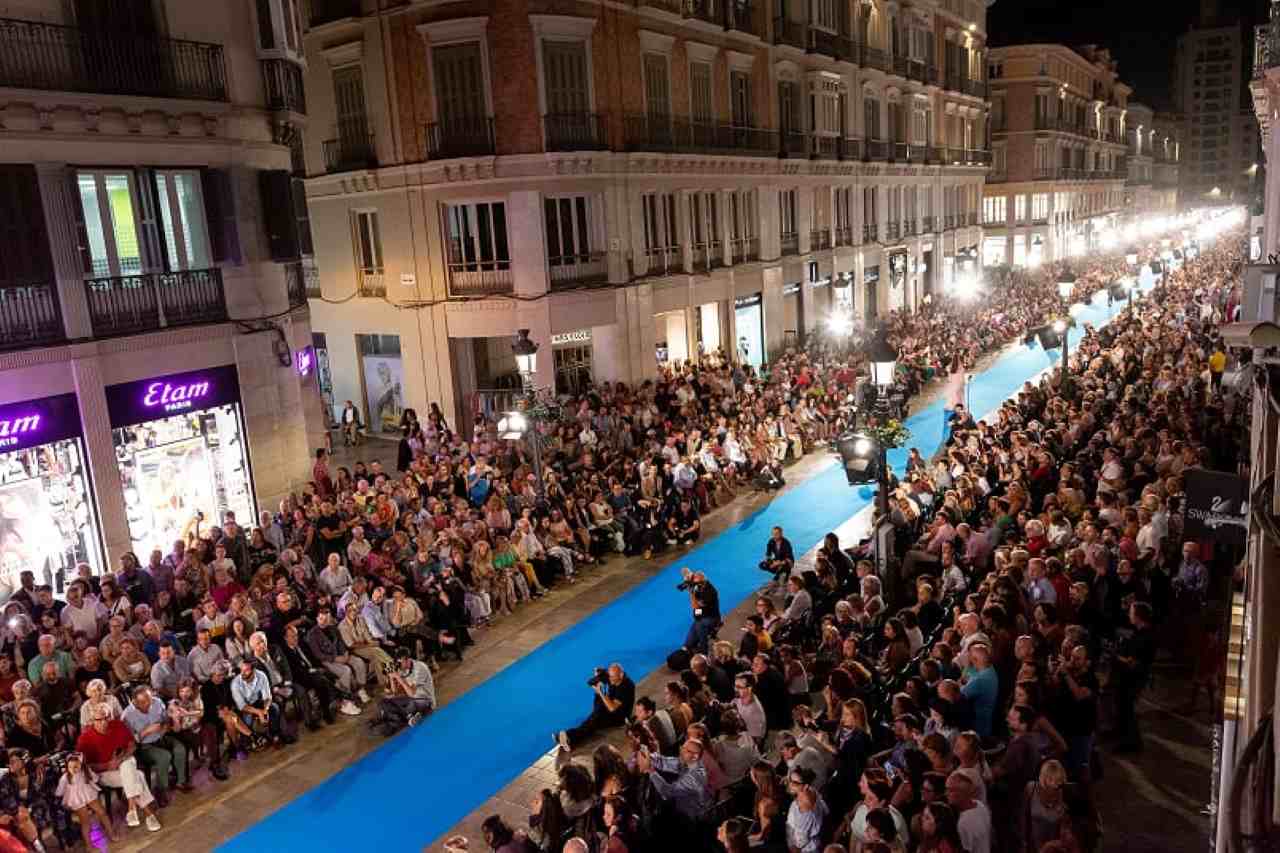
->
[586,666,608,687]
[382,661,396,676]
[676,578,694,591]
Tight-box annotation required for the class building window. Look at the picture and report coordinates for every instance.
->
[254,0,302,57]
[544,195,597,267]
[689,191,721,254]
[445,201,509,276]
[642,193,679,254]
[351,210,384,294]
[434,42,489,129]
[1015,194,1026,223]
[863,96,881,139]
[542,40,591,117]
[643,52,671,117]
[1031,193,1049,222]
[983,195,1006,225]
[76,169,212,278]
[731,70,753,127]
[153,171,212,272]
[691,61,714,124]
[814,79,841,135]
[780,189,797,238]
[812,0,838,32]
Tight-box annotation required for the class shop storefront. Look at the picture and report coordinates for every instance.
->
[0,394,103,596]
[551,329,593,395]
[105,365,256,557]
[734,294,764,368]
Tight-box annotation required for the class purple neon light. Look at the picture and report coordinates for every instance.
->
[141,378,213,414]
[295,347,314,377]
[0,411,41,448]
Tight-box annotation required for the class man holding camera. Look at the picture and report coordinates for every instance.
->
[555,662,634,751]
[680,568,721,655]
[373,649,435,736]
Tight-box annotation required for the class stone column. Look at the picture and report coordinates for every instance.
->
[70,358,131,567]
[509,190,549,298]
[36,163,93,340]
[761,266,784,360]
[797,186,814,254]
[758,187,781,259]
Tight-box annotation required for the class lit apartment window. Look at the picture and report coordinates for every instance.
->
[983,195,1006,224]
[1031,193,1049,222]
[445,201,510,283]
[351,210,384,295]
[545,195,597,267]
[76,169,212,278]
[642,193,679,255]
[780,189,798,242]
[1015,194,1026,223]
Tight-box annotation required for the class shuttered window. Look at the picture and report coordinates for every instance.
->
[643,53,670,118]
[691,61,714,124]
[545,195,593,265]
[333,65,370,147]
[543,41,589,116]
[0,165,54,287]
[445,202,510,271]
[433,43,487,126]
[731,71,752,126]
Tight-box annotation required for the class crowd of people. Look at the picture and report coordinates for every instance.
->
[472,228,1247,853]
[0,221,1243,851]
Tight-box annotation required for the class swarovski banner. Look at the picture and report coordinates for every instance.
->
[1184,468,1248,546]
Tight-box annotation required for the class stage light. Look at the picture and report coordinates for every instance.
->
[497,411,529,441]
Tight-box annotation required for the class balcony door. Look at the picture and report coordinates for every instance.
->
[75,0,166,97]
[76,170,211,278]
[543,41,590,147]
[434,43,488,140]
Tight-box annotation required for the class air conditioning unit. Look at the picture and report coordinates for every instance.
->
[1240,264,1280,324]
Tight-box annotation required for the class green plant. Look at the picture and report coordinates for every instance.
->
[867,419,911,450]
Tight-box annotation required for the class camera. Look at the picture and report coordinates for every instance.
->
[676,579,694,591]
[587,667,608,687]
[382,661,396,676]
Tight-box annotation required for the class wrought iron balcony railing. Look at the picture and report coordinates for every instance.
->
[323,132,377,173]
[0,283,63,351]
[84,268,227,338]
[780,232,799,255]
[263,58,306,113]
[427,116,496,158]
[544,113,608,152]
[623,115,777,156]
[0,16,228,101]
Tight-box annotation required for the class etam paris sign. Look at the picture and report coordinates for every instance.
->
[105,365,242,428]
[0,394,84,453]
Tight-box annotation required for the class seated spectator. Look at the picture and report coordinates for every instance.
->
[372,648,435,736]
[79,678,123,728]
[150,641,194,701]
[231,659,291,749]
[76,702,162,832]
[121,685,190,798]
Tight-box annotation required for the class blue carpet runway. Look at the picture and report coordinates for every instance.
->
[221,282,1146,852]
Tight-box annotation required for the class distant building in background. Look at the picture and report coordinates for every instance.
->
[983,43,1132,267]
[1235,106,1262,204]
[1172,0,1244,202]
[1151,111,1184,210]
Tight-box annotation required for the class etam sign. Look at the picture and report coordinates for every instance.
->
[0,394,83,453]
[106,365,242,428]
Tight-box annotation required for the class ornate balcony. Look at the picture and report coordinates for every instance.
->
[0,17,228,101]
[623,115,777,156]
[84,269,227,338]
[544,113,608,152]
[427,116,496,159]
[0,284,63,351]
[262,58,305,113]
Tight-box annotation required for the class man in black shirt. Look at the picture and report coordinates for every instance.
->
[1114,602,1156,753]
[556,663,635,751]
[1051,642,1099,782]
[669,497,701,546]
[680,568,721,654]
[759,526,796,587]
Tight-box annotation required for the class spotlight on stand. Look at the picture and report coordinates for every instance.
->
[497,410,529,441]
[1025,324,1063,352]
[836,432,882,486]
[868,330,899,390]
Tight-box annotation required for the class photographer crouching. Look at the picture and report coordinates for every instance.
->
[679,567,721,655]
[554,663,635,752]
[371,648,435,736]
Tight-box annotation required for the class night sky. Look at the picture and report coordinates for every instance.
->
[986,0,1272,110]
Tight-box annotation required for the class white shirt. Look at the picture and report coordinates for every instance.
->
[734,695,767,740]
[61,600,108,641]
[957,800,993,853]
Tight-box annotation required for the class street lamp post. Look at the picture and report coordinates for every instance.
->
[1052,318,1068,389]
[502,329,550,497]
[867,331,899,519]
